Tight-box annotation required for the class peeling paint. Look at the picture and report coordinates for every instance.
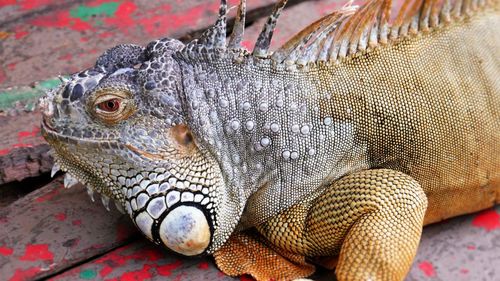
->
[19,244,54,261]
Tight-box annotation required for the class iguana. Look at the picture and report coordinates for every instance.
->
[39,0,499,280]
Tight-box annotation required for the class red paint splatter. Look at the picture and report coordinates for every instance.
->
[58,54,73,61]
[472,209,500,231]
[7,63,16,70]
[14,30,29,39]
[35,188,59,203]
[72,219,82,226]
[8,267,41,281]
[156,260,182,276]
[98,31,114,38]
[0,246,14,256]
[90,245,182,278]
[115,264,153,281]
[31,11,93,32]
[198,261,209,270]
[418,261,436,277]
[55,212,67,221]
[19,0,55,10]
[19,244,54,261]
[104,2,137,33]
[99,265,114,278]
[0,0,16,8]
[0,148,10,156]
[460,268,469,274]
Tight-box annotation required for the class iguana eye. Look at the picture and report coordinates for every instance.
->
[97,98,121,112]
[90,90,135,124]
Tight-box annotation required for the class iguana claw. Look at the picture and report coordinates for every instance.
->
[86,187,95,202]
[101,195,110,211]
[114,201,125,214]
[51,164,60,178]
[63,173,78,188]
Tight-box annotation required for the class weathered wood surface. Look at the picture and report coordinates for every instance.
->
[0,177,138,281]
[0,0,284,89]
[0,0,499,280]
[3,180,496,281]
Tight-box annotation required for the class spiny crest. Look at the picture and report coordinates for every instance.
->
[184,0,495,65]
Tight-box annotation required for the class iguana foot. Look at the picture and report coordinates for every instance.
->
[213,230,315,281]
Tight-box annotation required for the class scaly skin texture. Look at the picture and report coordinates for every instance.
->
[39,0,499,280]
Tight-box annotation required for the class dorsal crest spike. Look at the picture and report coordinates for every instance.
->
[252,0,289,58]
[268,0,496,65]
[228,0,247,49]
[197,0,228,49]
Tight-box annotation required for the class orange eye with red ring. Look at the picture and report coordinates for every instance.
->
[97,98,121,112]
[90,89,135,124]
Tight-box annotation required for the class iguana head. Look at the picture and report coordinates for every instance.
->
[40,37,242,256]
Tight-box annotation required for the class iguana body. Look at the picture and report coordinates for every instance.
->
[39,0,499,280]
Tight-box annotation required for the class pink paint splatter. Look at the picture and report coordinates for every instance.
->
[460,268,469,274]
[0,246,14,256]
[472,209,500,231]
[418,261,436,277]
[8,267,41,281]
[467,245,476,250]
[19,244,54,261]
[55,212,67,221]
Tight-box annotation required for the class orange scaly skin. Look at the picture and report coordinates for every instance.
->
[214,2,500,280]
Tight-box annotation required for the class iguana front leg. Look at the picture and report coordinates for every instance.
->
[215,169,428,281]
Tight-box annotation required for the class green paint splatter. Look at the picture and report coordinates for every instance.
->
[79,269,97,279]
[70,2,120,22]
[0,78,62,111]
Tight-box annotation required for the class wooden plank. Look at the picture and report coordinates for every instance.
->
[0,177,138,281]
[50,240,236,281]
[0,79,62,185]
[0,0,279,89]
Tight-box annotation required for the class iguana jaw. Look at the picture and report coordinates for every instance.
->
[41,93,236,256]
